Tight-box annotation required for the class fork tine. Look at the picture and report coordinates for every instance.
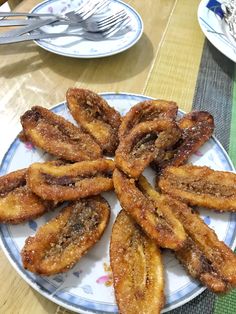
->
[96,15,128,32]
[74,0,96,15]
[97,10,127,28]
[93,0,111,15]
[81,0,110,19]
[80,0,110,20]
[104,16,131,38]
[97,9,126,25]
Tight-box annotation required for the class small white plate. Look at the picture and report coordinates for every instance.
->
[30,0,143,58]
[198,0,236,62]
[0,92,236,313]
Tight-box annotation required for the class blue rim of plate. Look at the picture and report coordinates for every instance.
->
[198,0,236,63]
[30,0,144,58]
[0,92,236,314]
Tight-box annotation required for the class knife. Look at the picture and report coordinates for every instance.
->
[0,18,59,38]
[0,11,59,18]
[0,32,84,44]
[0,19,73,27]
[0,19,31,26]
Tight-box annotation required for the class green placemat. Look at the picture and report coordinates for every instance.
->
[168,38,236,313]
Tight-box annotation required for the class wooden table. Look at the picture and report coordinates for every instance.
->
[1,0,234,313]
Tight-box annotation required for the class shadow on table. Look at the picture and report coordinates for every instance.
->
[0,33,153,83]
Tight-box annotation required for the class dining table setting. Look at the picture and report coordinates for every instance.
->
[0,0,236,313]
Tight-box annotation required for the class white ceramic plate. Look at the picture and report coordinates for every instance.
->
[30,0,143,58]
[198,0,236,62]
[0,92,236,313]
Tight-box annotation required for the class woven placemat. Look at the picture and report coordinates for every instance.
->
[193,40,234,151]
[169,39,235,314]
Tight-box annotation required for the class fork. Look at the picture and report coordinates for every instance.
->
[0,10,128,30]
[0,16,131,44]
[0,8,129,38]
[0,0,110,22]
[66,0,110,22]
[82,9,128,32]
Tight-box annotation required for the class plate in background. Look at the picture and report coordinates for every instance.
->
[30,0,143,58]
[198,0,236,62]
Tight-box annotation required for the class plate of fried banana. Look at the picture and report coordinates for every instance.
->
[0,89,236,314]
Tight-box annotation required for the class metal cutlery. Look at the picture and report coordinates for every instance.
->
[0,8,128,31]
[0,0,111,38]
[0,18,58,37]
[65,0,110,22]
[0,0,119,38]
[0,16,131,44]
[0,0,110,22]
[82,9,127,32]
[0,20,34,27]
[0,8,130,41]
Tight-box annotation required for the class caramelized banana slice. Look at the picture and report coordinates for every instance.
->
[20,106,102,162]
[115,120,181,178]
[113,168,186,250]
[176,236,233,293]
[163,195,236,292]
[159,164,236,211]
[110,210,165,314]
[27,159,115,202]
[66,88,121,155]
[152,111,214,174]
[139,176,236,291]
[118,99,178,139]
[0,169,54,224]
[137,176,186,243]
[21,196,110,275]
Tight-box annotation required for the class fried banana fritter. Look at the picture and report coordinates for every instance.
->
[113,168,186,250]
[138,175,236,292]
[159,164,236,211]
[118,99,178,139]
[115,120,181,178]
[110,210,165,314]
[152,111,214,174]
[21,196,110,275]
[66,88,121,155]
[0,169,54,224]
[163,195,236,292]
[176,236,233,293]
[27,159,115,202]
[20,106,102,162]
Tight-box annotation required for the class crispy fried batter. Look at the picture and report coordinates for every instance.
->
[137,175,186,244]
[27,159,115,202]
[138,175,236,292]
[152,111,214,174]
[159,164,236,211]
[113,168,186,250]
[163,195,236,292]
[20,106,102,162]
[21,196,110,275]
[66,88,121,155]
[118,99,178,139]
[110,210,165,314]
[176,236,232,292]
[0,169,54,224]
[115,120,181,178]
